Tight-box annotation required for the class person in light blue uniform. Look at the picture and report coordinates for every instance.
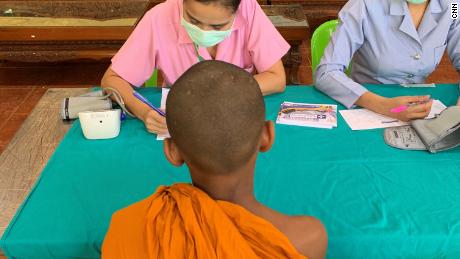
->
[315,0,460,121]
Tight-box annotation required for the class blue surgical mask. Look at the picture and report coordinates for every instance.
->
[406,0,427,4]
[181,16,233,47]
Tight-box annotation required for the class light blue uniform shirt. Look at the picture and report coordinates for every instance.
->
[315,0,460,108]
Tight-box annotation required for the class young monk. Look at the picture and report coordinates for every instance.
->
[102,60,327,258]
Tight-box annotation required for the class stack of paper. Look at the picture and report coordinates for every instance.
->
[339,99,447,131]
[276,102,338,129]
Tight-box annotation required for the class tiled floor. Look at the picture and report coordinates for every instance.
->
[0,85,95,155]
[0,44,459,155]
[0,86,49,154]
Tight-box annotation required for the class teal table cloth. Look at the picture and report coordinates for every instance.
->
[1,84,460,258]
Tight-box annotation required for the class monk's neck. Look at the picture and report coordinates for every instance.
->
[189,164,260,208]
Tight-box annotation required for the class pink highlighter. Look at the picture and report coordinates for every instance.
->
[390,105,409,113]
[390,99,431,114]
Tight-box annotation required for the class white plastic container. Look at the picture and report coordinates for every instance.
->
[78,109,121,140]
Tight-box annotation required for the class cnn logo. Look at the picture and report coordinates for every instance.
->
[453,3,459,19]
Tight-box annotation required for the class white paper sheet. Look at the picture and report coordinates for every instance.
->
[156,88,171,140]
[340,100,447,131]
[340,109,408,130]
[426,99,447,119]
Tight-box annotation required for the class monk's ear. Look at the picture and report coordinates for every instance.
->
[163,138,184,167]
[259,120,275,153]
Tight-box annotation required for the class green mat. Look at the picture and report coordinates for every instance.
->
[1,84,460,258]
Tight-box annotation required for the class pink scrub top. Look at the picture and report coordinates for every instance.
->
[111,0,290,87]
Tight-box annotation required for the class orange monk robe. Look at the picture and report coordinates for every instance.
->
[102,183,306,259]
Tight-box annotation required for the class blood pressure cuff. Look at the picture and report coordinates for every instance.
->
[61,88,135,120]
[384,106,460,153]
[61,91,112,120]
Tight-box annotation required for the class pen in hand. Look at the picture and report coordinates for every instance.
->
[133,90,166,117]
[390,99,432,114]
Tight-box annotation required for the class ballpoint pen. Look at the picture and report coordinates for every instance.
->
[133,90,166,117]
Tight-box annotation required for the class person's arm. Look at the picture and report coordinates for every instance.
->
[446,18,460,106]
[315,0,432,120]
[314,0,368,108]
[296,216,328,259]
[245,0,290,95]
[101,9,167,134]
[101,67,167,134]
[253,60,286,95]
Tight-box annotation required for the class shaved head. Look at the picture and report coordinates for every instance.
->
[166,60,265,173]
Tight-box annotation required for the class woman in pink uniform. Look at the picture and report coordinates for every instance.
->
[101,0,290,134]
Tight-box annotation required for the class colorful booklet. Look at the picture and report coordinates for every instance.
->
[276,102,338,129]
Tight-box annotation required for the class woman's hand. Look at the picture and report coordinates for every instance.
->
[356,92,432,122]
[457,97,460,106]
[102,66,169,135]
[381,96,432,121]
[142,109,168,134]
